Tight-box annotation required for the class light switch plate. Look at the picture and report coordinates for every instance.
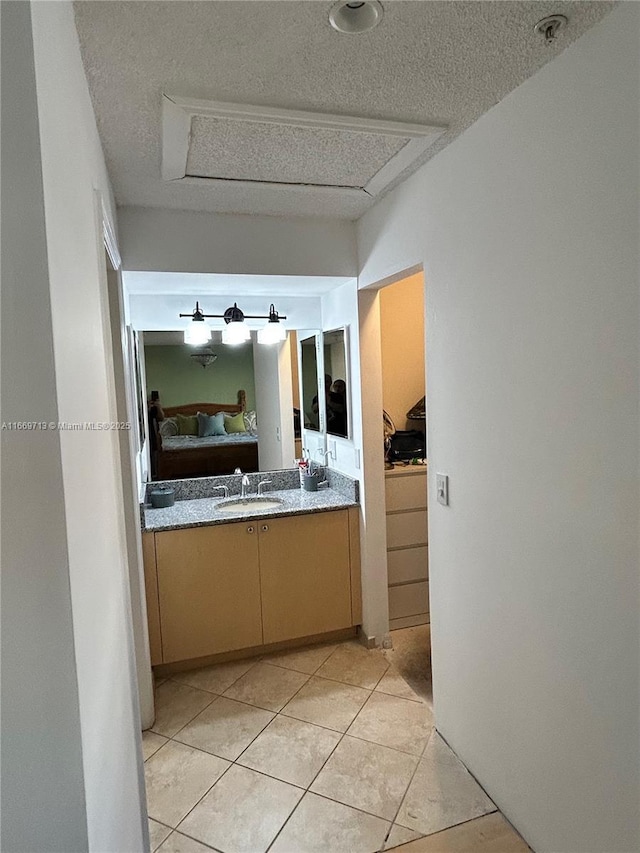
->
[354,448,361,469]
[436,473,449,506]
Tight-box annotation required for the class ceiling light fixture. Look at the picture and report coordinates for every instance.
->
[190,347,218,369]
[180,301,287,347]
[328,0,383,34]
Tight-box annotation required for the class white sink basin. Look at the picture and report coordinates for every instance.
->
[217,497,284,512]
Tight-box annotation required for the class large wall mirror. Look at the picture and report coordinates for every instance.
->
[300,333,321,432]
[324,328,349,439]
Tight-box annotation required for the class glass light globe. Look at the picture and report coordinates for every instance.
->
[184,322,211,345]
[222,321,250,345]
[257,322,287,345]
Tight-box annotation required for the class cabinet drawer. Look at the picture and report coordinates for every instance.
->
[387,546,428,585]
[386,510,428,549]
[389,581,429,620]
[385,474,427,512]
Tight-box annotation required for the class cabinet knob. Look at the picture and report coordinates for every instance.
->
[261,524,269,532]
[247,526,255,534]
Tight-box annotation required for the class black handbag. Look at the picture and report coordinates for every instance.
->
[389,429,426,461]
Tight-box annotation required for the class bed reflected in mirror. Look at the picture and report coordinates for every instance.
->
[142,331,259,480]
[323,328,349,439]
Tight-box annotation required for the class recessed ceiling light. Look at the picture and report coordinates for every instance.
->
[328,0,384,34]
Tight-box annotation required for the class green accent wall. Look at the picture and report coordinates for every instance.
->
[144,343,256,410]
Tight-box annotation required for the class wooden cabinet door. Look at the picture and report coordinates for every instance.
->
[156,522,262,663]
[258,511,352,644]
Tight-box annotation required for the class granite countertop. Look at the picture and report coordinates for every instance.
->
[144,487,358,533]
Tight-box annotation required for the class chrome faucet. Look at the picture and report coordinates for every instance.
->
[241,474,251,499]
[257,479,272,496]
[211,484,229,499]
[317,449,333,465]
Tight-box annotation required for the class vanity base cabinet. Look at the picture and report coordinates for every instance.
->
[143,508,361,666]
[259,511,352,645]
[155,522,263,663]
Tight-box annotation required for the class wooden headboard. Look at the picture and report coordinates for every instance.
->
[162,390,247,419]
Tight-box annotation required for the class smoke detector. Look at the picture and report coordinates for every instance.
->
[329,1,384,34]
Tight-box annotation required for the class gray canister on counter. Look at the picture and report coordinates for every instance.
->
[149,487,175,508]
[302,473,318,492]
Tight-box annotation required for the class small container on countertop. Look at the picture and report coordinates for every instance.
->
[149,487,175,508]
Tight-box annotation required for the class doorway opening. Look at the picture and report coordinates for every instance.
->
[358,267,430,700]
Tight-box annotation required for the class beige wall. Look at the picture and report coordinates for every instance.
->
[289,331,300,410]
[379,272,425,430]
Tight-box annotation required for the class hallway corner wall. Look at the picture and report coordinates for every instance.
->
[356,5,640,851]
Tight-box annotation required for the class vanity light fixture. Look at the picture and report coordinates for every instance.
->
[180,301,287,346]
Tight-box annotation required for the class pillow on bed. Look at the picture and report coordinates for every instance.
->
[176,413,199,436]
[159,417,178,438]
[197,411,226,438]
[224,412,247,434]
[243,410,257,434]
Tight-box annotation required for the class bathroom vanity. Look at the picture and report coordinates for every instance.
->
[141,470,361,669]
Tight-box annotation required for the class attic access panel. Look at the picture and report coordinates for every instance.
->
[162,94,446,199]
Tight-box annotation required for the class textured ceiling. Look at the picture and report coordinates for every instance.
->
[74,0,615,220]
[186,117,408,187]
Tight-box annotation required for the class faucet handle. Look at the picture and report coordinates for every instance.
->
[258,479,272,496]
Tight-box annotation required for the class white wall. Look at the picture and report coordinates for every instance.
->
[320,282,391,641]
[1,4,88,848]
[253,339,295,471]
[128,291,322,334]
[356,6,640,852]
[27,2,147,851]
[119,206,358,277]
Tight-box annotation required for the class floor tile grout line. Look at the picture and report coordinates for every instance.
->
[163,655,261,696]
[260,644,337,676]
[155,827,222,853]
[167,759,236,836]
[261,694,359,853]
[169,691,282,747]
[391,812,504,848]
[432,727,499,809]
[150,686,218,740]
[379,727,435,851]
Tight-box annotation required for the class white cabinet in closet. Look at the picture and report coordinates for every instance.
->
[385,465,429,629]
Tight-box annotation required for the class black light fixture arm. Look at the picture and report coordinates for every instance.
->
[180,301,287,324]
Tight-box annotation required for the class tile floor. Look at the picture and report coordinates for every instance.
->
[145,634,526,853]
